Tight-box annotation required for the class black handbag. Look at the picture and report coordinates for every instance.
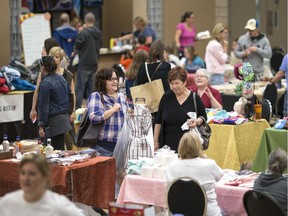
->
[76,94,104,148]
[192,92,212,150]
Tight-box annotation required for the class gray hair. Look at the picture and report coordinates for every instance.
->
[84,12,95,24]
[196,68,210,79]
[268,148,287,174]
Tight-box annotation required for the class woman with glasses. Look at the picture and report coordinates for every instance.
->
[87,68,128,156]
[0,154,84,216]
[205,23,229,85]
[154,66,207,152]
[190,69,223,109]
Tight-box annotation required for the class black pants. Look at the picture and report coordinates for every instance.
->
[51,133,65,150]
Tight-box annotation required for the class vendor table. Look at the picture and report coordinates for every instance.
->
[204,120,270,170]
[0,156,116,209]
[251,128,288,172]
[0,91,37,142]
[117,175,250,216]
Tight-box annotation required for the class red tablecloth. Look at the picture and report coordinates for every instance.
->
[0,156,116,209]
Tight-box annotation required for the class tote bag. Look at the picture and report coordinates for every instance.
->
[130,62,164,113]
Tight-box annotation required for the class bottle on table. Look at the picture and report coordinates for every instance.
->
[44,138,54,158]
[35,138,44,155]
[2,134,10,152]
[13,136,22,157]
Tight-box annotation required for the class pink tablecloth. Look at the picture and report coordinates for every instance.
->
[117,175,250,216]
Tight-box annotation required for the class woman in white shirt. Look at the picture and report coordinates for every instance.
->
[0,154,84,216]
[205,23,229,85]
[166,132,223,216]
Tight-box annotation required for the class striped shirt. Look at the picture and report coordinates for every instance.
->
[87,91,127,143]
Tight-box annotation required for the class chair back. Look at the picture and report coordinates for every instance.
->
[243,190,286,216]
[261,99,272,122]
[167,177,207,216]
[263,83,277,111]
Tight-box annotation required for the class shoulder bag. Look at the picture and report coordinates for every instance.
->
[130,62,165,113]
[193,92,212,150]
[76,94,104,148]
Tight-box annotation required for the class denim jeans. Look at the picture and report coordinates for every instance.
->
[75,68,96,109]
[93,145,113,156]
[209,74,225,85]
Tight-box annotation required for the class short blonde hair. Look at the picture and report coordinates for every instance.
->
[212,23,227,42]
[49,46,66,61]
[134,17,146,27]
[19,153,51,188]
[178,132,204,159]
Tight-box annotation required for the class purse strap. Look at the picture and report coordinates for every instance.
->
[145,62,163,82]
[193,92,198,115]
[193,92,206,124]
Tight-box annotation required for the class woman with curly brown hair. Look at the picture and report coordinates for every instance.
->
[86,68,128,156]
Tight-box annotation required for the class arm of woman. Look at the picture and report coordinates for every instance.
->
[205,87,223,109]
[145,36,153,46]
[153,124,161,150]
[174,29,182,48]
[69,79,76,122]
[212,42,228,64]
[30,73,42,121]
[118,33,133,41]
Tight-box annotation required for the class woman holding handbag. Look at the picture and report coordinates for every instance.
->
[154,66,207,152]
[86,68,128,156]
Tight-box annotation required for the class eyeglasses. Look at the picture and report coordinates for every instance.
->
[194,75,207,79]
[108,77,119,82]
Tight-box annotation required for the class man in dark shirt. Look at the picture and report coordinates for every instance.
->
[73,12,101,109]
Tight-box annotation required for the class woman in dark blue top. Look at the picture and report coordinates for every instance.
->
[38,56,71,150]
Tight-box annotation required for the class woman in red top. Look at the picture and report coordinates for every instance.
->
[189,69,223,109]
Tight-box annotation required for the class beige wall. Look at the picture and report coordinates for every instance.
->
[0,0,10,66]
[102,0,133,48]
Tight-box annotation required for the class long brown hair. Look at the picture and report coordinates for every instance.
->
[147,40,166,63]
[126,50,148,80]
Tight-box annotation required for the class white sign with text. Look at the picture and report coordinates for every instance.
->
[0,94,24,123]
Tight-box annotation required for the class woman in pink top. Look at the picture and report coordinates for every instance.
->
[205,23,229,85]
[174,11,197,58]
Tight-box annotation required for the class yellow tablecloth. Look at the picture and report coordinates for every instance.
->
[204,120,270,170]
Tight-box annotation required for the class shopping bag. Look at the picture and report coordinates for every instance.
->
[130,79,164,113]
[76,109,103,148]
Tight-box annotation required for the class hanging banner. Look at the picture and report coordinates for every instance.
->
[0,94,24,123]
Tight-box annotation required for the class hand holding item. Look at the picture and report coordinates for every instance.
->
[30,109,37,123]
[248,46,257,52]
[39,127,45,138]
[112,103,121,112]
[70,112,76,122]
[187,119,198,128]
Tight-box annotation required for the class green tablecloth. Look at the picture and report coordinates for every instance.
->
[251,128,288,172]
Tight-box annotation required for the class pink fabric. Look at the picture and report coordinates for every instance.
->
[215,183,250,216]
[117,175,167,208]
[205,39,228,75]
[118,175,249,215]
[176,22,197,47]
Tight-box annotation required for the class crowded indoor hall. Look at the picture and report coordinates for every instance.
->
[0,0,287,216]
